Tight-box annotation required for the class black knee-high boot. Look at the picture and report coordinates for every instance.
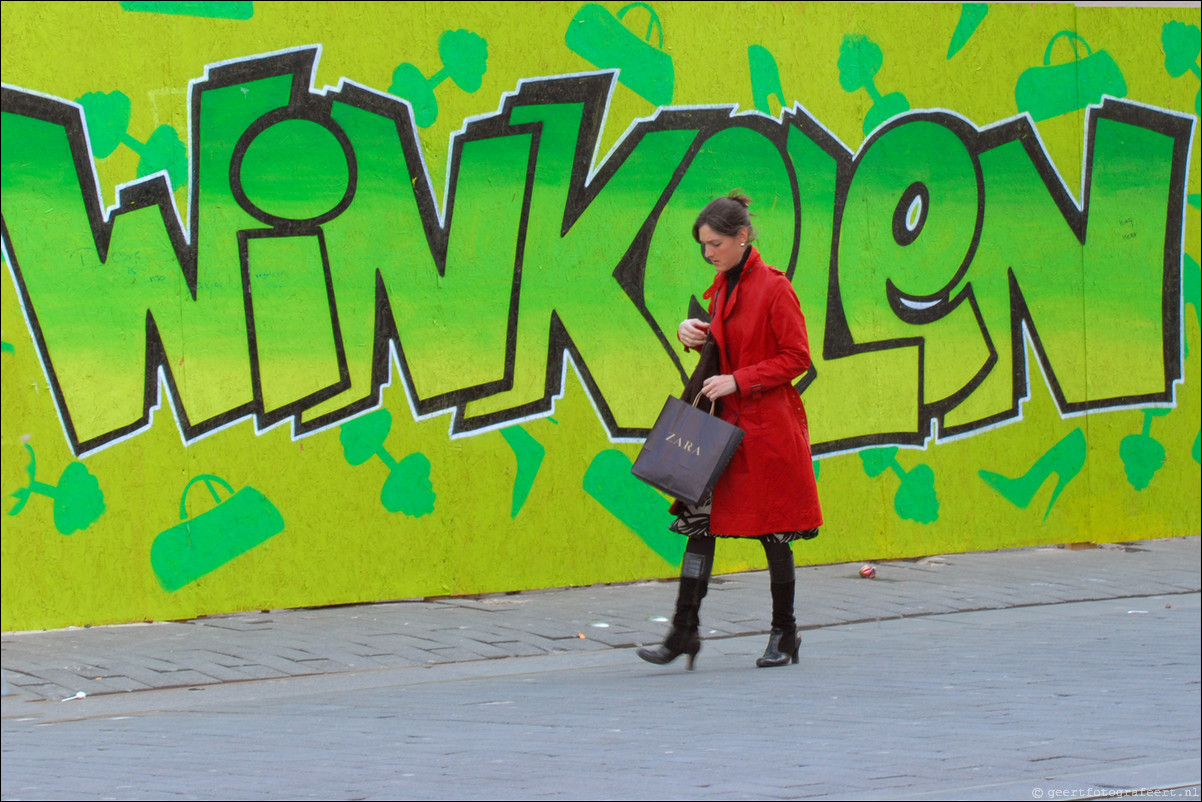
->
[757,541,799,668]
[638,538,713,669]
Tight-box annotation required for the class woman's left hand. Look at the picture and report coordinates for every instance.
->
[702,374,737,401]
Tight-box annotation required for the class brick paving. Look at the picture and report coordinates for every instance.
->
[2,537,1198,800]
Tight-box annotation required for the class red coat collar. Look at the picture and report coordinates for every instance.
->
[703,246,762,314]
[703,247,763,355]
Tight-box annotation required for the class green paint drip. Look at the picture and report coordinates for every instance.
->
[979,428,1086,521]
[440,30,489,92]
[1120,435,1166,491]
[500,426,545,518]
[582,450,684,566]
[389,63,438,128]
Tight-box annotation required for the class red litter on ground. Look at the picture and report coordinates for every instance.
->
[859,564,877,579]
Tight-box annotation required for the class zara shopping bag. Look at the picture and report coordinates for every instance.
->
[631,393,744,506]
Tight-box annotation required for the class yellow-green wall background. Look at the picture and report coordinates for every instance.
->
[2,1,1199,630]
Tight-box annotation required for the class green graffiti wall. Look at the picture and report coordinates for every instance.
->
[2,2,1199,630]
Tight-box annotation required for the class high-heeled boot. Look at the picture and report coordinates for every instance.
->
[635,616,701,669]
[756,580,799,667]
[638,549,710,669]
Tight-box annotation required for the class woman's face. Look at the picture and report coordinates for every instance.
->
[697,224,748,273]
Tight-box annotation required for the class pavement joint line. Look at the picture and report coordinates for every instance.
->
[623,587,1202,647]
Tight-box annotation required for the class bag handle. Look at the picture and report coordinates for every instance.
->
[1043,30,1092,65]
[617,2,664,49]
[179,474,234,521]
[691,391,718,415]
[691,391,741,428]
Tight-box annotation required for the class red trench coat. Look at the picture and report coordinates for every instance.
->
[701,248,823,536]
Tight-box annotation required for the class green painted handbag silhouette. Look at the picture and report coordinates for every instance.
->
[151,475,285,592]
[565,2,674,106]
[1015,31,1127,121]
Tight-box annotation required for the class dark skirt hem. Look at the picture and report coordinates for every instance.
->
[669,508,818,544]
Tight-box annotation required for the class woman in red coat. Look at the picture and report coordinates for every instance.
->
[638,192,822,669]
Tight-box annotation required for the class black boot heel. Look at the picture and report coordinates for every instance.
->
[637,629,701,669]
[756,627,800,667]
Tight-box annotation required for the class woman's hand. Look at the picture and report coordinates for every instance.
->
[702,374,737,401]
[678,318,710,350]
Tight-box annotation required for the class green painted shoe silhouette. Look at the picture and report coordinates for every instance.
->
[749,45,785,115]
[979,428,1086,520]
[501,426,545,518]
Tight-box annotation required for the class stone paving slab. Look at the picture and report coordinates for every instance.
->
[2,536,1198,705]
[4,595,1196,800]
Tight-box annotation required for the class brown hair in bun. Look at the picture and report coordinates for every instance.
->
[692,191,755,243]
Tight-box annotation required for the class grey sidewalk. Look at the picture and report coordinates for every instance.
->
[3,536,1199,707]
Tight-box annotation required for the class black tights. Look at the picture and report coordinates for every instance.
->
[683,537,795,584]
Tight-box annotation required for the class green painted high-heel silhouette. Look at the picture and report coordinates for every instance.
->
[749,44,785,115]
[978,428,1086,520]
